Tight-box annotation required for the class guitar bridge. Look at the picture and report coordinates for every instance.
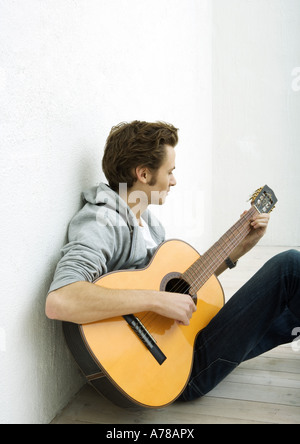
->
[123,314,167,365]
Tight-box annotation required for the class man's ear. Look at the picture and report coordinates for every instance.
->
[135,166,150,184]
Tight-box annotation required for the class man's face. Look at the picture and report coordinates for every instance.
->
[148,145,177,205]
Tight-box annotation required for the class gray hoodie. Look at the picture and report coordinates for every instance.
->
[49,183,165,293]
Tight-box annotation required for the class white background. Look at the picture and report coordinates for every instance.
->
[0,0,299,423]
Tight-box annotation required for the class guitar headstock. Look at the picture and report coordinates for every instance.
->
[250,185,278,214]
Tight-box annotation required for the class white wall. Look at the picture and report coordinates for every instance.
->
[212,0,300,246]
[0,0,212,423]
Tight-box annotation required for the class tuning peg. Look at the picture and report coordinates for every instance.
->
[249,187,263,203]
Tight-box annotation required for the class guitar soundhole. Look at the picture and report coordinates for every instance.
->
[162,274,197,305]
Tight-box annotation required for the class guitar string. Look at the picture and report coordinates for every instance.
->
[139,207,257,329]
[165,207,256,296]
[139,209,254,327]
[141,217,253,330]
[177,210,255,290]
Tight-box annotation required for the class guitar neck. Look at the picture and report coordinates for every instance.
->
[183,206,258,293]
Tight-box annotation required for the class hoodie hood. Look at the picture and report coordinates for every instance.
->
[82,183,137,228]
[82,183,165,238]
[82,183,122,207]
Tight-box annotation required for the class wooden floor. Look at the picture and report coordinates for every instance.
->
[51,246,300,424]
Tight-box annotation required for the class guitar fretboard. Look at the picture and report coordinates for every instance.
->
[182,206,258,293]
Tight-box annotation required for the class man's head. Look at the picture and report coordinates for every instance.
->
[102,120,179,192]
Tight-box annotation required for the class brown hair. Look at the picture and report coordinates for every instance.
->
[102,120,179,191]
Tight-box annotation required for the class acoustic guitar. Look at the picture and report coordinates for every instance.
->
[63,185,277,408]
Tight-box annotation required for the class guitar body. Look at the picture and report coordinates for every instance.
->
[63,239,225,408]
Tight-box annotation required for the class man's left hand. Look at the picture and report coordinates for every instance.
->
[240,211,270,253]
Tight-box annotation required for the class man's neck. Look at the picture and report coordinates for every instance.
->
[118,184,149,227]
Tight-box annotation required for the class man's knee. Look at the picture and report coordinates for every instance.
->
[282,249,300,268]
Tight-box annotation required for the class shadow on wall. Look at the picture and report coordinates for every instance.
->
[28,277,85,422]
[27,152,99,422]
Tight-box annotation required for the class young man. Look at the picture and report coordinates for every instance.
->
[46,120,300,401]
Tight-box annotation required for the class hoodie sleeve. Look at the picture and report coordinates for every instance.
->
[48,203,130,293]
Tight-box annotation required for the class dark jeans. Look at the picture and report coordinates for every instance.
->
[179,249,300,401]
